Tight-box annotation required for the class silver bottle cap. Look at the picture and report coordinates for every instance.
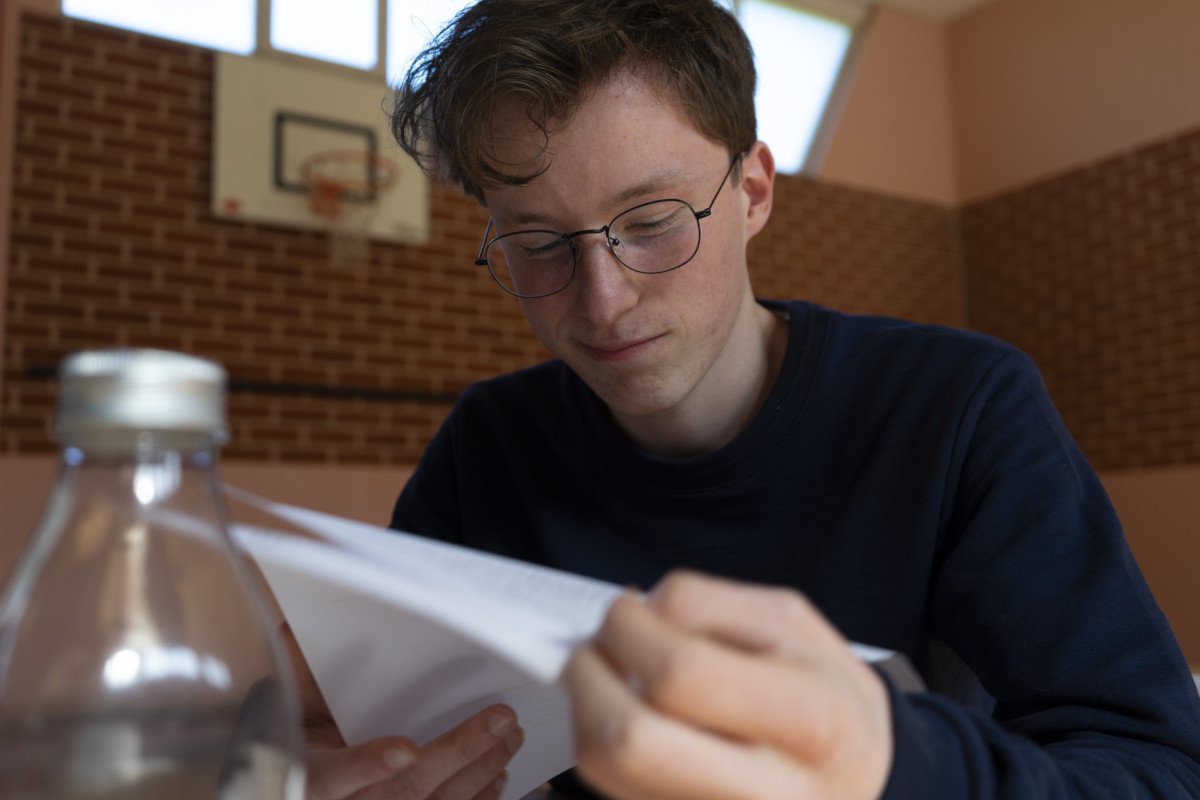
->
[55,349,229,446]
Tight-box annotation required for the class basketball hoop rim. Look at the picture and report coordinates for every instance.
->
[298,149,401,198]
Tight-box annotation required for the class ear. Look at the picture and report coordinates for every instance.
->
[739,141,775,240]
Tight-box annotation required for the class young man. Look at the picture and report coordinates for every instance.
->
[298,1,1200,798]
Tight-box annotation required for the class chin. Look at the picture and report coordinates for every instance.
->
[575,359,692,410]
[594,382,683,419]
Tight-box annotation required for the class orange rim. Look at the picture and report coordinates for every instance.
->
[299,150,400,219]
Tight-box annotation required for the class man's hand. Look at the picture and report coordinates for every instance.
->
[282,623,524,800]
[562,572,893,800]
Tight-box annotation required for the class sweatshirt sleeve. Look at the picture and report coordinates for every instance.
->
[880,349,1200,798]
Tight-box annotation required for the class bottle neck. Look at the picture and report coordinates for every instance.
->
[62,428,220,459]
[57,431,224,516]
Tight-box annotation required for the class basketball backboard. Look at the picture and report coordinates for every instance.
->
[211,53,429,246]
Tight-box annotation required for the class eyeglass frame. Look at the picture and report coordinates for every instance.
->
[473,156,741,299]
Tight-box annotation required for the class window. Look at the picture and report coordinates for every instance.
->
[740,0,856,173]
[62,0,256,55]
[63,0,859,173]
[271,0,378,70]
[387,0,467,87]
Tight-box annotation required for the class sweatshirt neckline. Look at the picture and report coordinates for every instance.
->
[567,300,826,494]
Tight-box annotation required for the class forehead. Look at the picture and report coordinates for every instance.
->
[481,73,726,219]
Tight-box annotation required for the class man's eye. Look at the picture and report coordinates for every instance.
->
[623,207,684,233]
[520,241,563,257]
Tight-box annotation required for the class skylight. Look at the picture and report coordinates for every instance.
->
[62,0,256,55]
[271,0,378,70]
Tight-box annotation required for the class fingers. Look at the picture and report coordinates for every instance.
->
[416,737,515,800]
[646,571,853,665]
[595,593,851,759]
[281,621,345,750]
[405,705,523,800]
[565,644,805,800]
[350,703,522,800]
[282,624,522,800]
[645,573,886,721]
[577,575,894,800]
[305,704,521,800]
[306,735,416,800]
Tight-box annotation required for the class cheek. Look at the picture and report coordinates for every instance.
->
[517,297,567,351]
[680,236,746,318]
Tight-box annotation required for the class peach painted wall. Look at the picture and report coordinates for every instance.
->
[824,0,1200,205]
[1101,466,1200,669]
[948,0,1200,202]
[818,7,958,207]
[0,454,413,588]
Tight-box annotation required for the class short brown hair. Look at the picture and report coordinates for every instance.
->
[391,0,757,201]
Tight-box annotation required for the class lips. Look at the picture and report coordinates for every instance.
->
[579,334,664,362]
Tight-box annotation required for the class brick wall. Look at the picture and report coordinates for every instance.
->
[3,14,545,463]
[1,13,965,464]
[750,176,964,327]
[964,129,1200,470]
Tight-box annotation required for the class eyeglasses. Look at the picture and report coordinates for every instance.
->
[474,158,739,298]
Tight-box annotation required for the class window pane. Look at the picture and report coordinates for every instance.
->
[63,0,255,54]
[272,0,377,70]
[388,0,470,85]
[741,0,852,174]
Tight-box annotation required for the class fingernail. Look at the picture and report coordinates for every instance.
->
[384,747,414,771]
[502,728,523,755]
[487,710,515,738]
[492,774,508,796]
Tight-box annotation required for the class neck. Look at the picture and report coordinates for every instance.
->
[613,300,789,458]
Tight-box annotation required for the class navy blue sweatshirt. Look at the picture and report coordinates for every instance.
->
[393,300,1200,798]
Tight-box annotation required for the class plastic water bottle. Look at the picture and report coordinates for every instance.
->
[0,349,304,798]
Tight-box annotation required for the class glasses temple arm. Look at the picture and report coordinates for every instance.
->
[474,219,494,266]
[702,157,740,214]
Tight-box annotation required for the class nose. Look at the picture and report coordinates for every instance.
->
[569,232,640,325]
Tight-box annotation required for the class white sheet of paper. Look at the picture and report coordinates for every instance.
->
[231,491,623,800]
[229,490,913,800]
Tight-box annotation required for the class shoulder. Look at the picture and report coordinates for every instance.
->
[395,359,574,535]
[441,358,581,449]
[454,358,571,413]
[807,301,1015,357]
[786,300,1035,383]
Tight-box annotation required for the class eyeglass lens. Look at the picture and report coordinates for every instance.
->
[485,199,701,298]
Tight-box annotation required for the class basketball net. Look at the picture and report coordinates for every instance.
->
[300,151,400,268]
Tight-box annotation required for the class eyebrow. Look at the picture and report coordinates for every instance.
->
[505,168,693,226]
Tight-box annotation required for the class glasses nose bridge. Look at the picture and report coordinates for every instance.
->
[564,223,616,251]
[569,226,624,277]
[566,225,623,274]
